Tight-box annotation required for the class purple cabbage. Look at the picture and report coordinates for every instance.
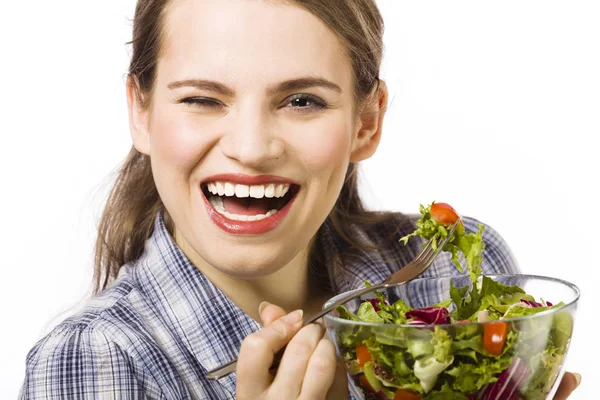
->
[520,299,553,308]
[373,362,395,381]
[405,307,451,325]
[469,385,489,400]
[479,357,530,400]
[368,298,382,312]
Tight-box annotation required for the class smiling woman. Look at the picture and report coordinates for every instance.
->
[16,1,581,399]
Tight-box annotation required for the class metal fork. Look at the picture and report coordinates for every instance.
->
[205,220,460,380]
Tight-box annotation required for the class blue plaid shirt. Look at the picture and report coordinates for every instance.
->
[19,213,518,399]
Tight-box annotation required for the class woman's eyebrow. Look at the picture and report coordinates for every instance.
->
[167,79,235,96]
[167,77,342,96]
[267,77,342,95]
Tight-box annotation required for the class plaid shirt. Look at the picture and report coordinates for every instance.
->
[19,213,518,399]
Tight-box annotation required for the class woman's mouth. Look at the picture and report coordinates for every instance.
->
[200,177,300,234]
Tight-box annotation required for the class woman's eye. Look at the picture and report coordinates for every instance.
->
[180,97,224,109]
[284,94,328,112]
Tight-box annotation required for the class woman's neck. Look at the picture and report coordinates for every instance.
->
[174,231,330,323]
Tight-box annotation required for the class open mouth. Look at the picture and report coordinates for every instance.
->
[201,181,300,222]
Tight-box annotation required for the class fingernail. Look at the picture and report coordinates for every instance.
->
[282,309,304,324]
[574,372,582,387]
[258,301,270,315]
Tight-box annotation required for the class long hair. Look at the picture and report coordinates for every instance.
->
[93,0,399,294]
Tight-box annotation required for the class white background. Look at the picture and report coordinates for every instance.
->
[1,1,598,398]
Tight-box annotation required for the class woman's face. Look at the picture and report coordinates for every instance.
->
[129,0,380,278]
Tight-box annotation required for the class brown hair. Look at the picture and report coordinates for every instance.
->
[93,0,399,294]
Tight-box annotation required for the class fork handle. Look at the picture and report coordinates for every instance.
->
[205,284,384,381]
[302,284,385,325]
[204,348,286,380]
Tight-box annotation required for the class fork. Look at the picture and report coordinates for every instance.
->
[205,219,460,380]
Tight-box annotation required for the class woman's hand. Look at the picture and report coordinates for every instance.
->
[553,372,582,399]
[236,302,347,399]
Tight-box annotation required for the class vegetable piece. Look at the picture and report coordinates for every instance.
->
[520,299,553,308]
[444,355,513,394]
[363,361,383,392]
[430,202,461,225]
[451,276,524,322]
[480,357,530,400]
[414,355,454,393]
[359,375,376,394]
[369,298,382,312]
[483,321,508,356]
[400,202,483,279]
[394,388,422,400]
[357,344,373,366]
[357,302,385,323]
[406,307,450,325]
[520,299,543,308]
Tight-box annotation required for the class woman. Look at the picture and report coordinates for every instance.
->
[19,0,580,398]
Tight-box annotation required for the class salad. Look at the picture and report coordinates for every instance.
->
[335,202,573,400]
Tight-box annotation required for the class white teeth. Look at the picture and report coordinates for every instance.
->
[205,181,292,198]
[235,184,250,198]
[216,182,225,196]
[208,182,217,195]
[224,182,235,196]
[249,185,265,199]
[208,199,279,221]
[209,196,225,212]
[265,184,275,198]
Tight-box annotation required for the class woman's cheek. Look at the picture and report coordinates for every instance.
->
[150,112,216,172]
[293,119,353,172]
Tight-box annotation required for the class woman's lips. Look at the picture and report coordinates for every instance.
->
[200,174,299,234]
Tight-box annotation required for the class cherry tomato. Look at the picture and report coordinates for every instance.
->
[430,202,461,225]
[394,388,422,400]
[483,321,508,356]
[356,344,372,366]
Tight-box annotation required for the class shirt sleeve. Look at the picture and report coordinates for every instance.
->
[19,324,160,400]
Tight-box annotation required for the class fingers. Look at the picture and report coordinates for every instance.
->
[259,301,287,326]
[298,335,337,400]
[236,309,304,398]
[270,323,327,397]
[553,372,581,400]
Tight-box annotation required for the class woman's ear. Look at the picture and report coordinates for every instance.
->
[350,80,388,162]
[126,76,151,156]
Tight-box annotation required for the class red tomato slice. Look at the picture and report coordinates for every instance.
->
[483,321,508,356]
[394,388,422,400]
[430,202,461,226]
[356,344,372,366]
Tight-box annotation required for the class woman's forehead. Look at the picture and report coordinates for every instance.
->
[157,0,352,90]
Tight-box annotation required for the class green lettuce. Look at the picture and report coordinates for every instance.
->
[399,202,486,280]
[450,276,525,321]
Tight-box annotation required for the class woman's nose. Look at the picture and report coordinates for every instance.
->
[219,110,285,168]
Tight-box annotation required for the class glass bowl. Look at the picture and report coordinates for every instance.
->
[323,274,579,400]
